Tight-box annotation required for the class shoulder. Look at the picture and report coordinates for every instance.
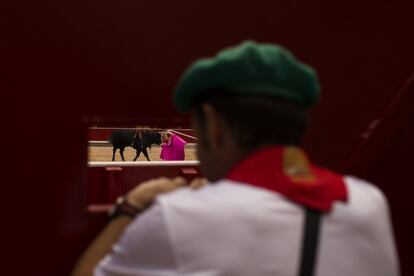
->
[329,175,392,228]
[343,175,389,209]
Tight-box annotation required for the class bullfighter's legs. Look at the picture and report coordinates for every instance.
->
[112,147,117,161]
[142,147,150,161]
[133,149,141,161]
[120,147,126,161]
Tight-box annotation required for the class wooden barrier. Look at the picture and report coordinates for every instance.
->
[87,161,201,213]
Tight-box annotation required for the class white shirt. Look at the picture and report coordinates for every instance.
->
[95,176,400,276]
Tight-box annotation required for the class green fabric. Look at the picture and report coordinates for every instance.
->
[173,41,320,112]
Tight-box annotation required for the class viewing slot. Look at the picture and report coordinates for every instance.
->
[88,126,198,162]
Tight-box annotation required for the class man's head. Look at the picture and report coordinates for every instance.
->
[161,130,173,143]
[173,41,320,181]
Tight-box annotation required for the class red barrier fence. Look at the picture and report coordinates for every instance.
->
[87,161,201,213]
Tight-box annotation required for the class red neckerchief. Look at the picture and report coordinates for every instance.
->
[226,146,348,212]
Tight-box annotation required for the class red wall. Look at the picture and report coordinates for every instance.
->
[3,1,414,275]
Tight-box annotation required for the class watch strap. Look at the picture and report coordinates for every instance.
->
[108,196,144,220]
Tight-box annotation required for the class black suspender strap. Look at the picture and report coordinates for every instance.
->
[298,208,323,276]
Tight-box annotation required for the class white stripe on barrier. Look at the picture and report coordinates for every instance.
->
[87,141,111,147]
[87,204,113,213]
[88,160,200,167]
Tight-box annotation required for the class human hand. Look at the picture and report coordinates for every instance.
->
[126,177,188,210]
[189,177,208,189]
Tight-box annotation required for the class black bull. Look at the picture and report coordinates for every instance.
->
[108,130,161,161]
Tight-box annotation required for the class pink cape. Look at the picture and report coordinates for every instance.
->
[160,133,187,160]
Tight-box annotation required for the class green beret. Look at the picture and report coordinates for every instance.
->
[173,41,320,112]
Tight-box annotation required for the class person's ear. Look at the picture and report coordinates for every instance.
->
[202,103,225,152]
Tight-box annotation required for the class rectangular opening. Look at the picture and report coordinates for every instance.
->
[88,126,198,162]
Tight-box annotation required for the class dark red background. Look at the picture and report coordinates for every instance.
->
[2,1,413,275]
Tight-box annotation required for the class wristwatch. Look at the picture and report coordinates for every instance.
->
[108,196,144,220]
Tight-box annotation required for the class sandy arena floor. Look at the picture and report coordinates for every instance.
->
[88,146,198,162]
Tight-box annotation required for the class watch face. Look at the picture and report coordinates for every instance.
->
[116,196,125,204]
[108,196,124,216]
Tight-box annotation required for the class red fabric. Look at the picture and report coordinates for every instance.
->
[226,146,347,212]
[160,134,187,160]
